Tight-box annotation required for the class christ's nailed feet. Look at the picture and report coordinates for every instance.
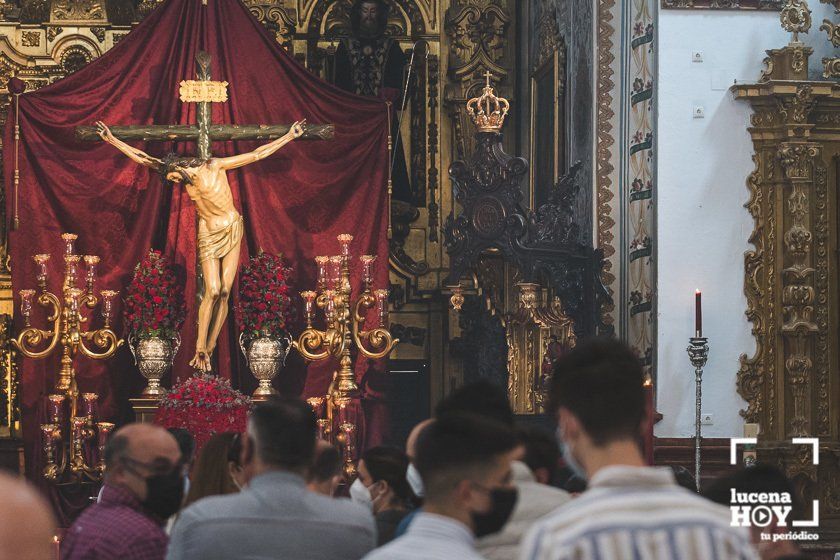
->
[189,350,212,372]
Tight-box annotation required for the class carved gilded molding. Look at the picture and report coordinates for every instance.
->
[443,0,511,161]
[662,0,781,9]
[50,1,107,23]
[734,79,840,531]
[595,0,616,325]
[504,284,576,414]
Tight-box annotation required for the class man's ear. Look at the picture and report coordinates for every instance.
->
[107,460,127,485]
[557,407,581,441]
[377,479,391,498]
[241,433,255,467]
[453,478,475,509]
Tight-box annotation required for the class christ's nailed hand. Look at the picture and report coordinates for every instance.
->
[95,121,114,143]
[291,119,306,139]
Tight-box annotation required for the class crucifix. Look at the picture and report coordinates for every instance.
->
[77,51,333,372]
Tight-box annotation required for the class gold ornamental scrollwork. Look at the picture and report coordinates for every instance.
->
[779,0,812,39]
[737,154,764,423]
[504,283,576,414]
[778,142,819,180]
[776,85,817,125]
[50,0,107,23]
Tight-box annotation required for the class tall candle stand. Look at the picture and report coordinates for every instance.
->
[13,232,122,483]
[686,337,709,492]
[295,234,399,477]
[293,234,398,399]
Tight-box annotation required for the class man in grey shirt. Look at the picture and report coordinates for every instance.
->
[167,397,376,560]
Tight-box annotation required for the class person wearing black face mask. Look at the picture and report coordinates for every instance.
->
[62,423,183,560]
[362,414,519,560]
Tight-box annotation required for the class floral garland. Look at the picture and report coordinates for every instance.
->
[123,249,185,339]
[235,251,295,340]
[155,375,251,451]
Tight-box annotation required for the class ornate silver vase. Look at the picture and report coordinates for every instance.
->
[240,332,291,397]
[129,333,180,396]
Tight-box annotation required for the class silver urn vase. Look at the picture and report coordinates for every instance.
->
[129,333,180,396]
[240,332,291,398]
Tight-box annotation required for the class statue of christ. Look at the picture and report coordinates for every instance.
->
[96,119,306,372]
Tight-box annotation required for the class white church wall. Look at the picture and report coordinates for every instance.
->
[655,9,832,438]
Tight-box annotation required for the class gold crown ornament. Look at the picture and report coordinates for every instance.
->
[466,71,510,133]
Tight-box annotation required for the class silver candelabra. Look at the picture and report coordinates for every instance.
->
[686,337,709,492]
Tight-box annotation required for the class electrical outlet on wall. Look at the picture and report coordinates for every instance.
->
[693,106,705,119]
[701,413,714,425]
[692,51,704,63]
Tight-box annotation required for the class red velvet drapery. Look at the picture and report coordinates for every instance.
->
[4,0,389,521]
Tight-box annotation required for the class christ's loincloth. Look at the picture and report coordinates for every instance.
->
[198,215,244,263]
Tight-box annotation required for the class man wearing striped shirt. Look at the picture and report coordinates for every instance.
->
[520,338,759,560]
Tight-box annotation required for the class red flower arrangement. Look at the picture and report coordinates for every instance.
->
[155,374,251,451]
[123,250,185,339]
[235,251,295,339]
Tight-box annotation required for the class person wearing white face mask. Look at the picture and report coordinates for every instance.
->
[362,414,519,560]
[391,419,434,539]
[350,447,418,545]
[405,418,433,498]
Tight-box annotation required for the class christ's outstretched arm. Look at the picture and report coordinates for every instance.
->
[214,120,306,171]
[95,121,164,170]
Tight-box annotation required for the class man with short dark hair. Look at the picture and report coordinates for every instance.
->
[62,423,183,560]
[363,413,519,560]
[433,383,571,560]
[307,440,343,497]
[167,397,375,560]
[520,337,758,560]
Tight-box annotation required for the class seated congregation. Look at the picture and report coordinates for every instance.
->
[2,338,809,560]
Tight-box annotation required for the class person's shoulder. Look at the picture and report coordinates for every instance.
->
[177,491,251,525]
[517,480,571,506]
[85,501,164,533]
[306,493,375,526]
[360,537,421,560]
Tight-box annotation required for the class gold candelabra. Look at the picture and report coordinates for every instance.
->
[293,234,398,399]
[296,234,398,478]
[13,232,123,483]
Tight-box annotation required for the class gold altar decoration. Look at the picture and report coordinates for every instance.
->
[179,79,229,103]
[733,21,840,551]
[466,72,510,133]
[292,234,398,400]
[779,0,812,40]
[12,232,122,482]
[306,393,360,479]
[759,0,813,82]
[505,282,575,414]
[295,234,398,479]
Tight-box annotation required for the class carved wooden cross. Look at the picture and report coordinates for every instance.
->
[76,51,333,158]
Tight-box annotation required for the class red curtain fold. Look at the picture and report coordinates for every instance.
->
[4,0,389,522]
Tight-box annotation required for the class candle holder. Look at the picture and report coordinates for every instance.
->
[292,234,399,399]
[95,422,114,473]
[686,336,709,492]
[13,232,123,484]
[338,422,357,479]
[294,234,399,479]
